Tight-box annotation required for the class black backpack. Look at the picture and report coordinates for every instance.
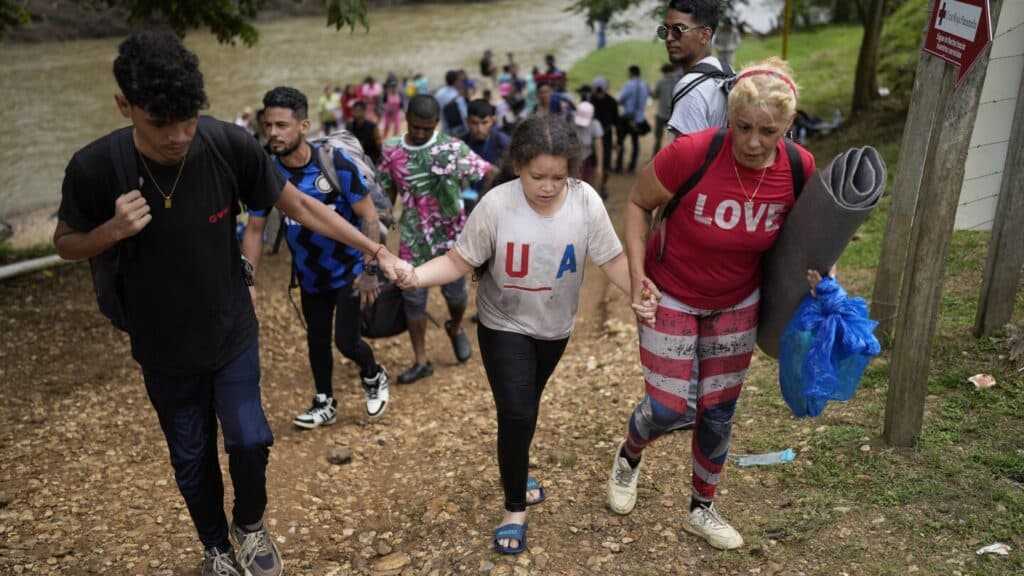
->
[442,97,468,137]
[667,58,735,121]
[653,127,806,260]
[90,118,238,331]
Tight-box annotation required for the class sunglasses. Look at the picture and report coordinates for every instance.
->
[656,23,708,40]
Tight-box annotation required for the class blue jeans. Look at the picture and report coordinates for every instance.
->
[142,340,274,550]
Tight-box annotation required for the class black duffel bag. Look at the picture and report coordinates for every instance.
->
[361,280,408,338]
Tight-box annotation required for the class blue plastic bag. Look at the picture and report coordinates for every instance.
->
[778,277,881,417]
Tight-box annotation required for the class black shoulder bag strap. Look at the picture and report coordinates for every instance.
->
[93,126,140,331]
[783,138,806,199]
[668,60,734,120]
[656,127,727,260]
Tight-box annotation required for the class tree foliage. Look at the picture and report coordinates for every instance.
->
[0,0,369,45]
[566,0,747,32]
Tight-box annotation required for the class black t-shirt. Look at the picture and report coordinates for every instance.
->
[58,117,285,376]
[346,119,381,164]
[593,94,619,130]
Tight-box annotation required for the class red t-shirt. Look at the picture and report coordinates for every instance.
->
[647,127,815,309]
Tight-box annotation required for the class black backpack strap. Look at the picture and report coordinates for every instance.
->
[272,211,287,255]
[668,62,735,118]
[662,127,727,220]
[109,127,139,196]
[107,127,140,266]
[784,138,805,199]
[656,127,727,259]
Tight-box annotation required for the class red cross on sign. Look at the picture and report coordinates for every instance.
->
[923,0,994,88]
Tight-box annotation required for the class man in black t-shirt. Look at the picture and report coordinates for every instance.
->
[53,30,405,576]
[345,100,382,164]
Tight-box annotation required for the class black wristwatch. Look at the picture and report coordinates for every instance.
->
[365,262,379,277]
[241,255,255,286]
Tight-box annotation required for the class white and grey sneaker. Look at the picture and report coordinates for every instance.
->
[202,546,242,576]
[362,366,389,417]
[607,441,641,514]
[682,503,744,550]
[231,520,283,576]
[292,393,337,429]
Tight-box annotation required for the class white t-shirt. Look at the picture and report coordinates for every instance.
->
[575,119,605,161]
[667,56,729,137]
[454,178,623,340]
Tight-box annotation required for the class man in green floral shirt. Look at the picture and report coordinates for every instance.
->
[378,94,494,383]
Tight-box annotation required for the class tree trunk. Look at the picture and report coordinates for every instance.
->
[851,0,887,115]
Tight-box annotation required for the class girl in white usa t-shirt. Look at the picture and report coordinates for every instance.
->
[395,116,656,555]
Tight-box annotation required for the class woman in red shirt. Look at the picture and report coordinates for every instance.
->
[606,57,818,550]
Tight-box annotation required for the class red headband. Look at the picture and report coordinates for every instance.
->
[735,69,799,99]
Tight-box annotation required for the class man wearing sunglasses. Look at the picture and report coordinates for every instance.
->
[660,0,732,139]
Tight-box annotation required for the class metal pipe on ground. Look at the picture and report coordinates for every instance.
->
[0,254,69,281]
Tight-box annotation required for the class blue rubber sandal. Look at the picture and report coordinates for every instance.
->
[526,476,546,507]
[493,523,528,555]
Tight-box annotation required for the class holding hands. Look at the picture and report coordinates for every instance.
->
[631,277,661,327]
[372,245,414,283]
[394,260,417,290]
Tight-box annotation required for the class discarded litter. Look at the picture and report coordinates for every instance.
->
[975,542,1011,556]
[737,449,796,467]
[968,373,996,389]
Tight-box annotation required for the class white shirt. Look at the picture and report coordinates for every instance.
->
[667,56,729,137]
[454,179,622,339]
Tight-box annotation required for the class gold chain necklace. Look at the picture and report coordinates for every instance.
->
[138,151,187,209]
[733,157,768,209]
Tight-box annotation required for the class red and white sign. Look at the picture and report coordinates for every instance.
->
[923,0,993,87]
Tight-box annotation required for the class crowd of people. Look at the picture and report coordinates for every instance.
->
[55,1,823,575]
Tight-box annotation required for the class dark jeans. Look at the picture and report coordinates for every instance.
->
[300,283,378,397]
[616,119,640,172]
[601,128,614,171]
[478,323,568,512]
[142,340,273,550]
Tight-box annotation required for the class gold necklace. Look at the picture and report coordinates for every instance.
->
[733,157,768,209]
[138,151,187,209]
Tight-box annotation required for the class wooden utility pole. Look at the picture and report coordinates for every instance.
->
[974,70,1024,337]
[782,0,792,60]
[870,27,947,343]
[884,0,1004,447]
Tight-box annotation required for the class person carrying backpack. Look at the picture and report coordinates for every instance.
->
[243,87,392,428]
[53,31,402,576]
[606,57,818,551]
[663,0,733,139]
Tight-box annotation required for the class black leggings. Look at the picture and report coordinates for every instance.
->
[478,323,569,512]
[300,284,377,397]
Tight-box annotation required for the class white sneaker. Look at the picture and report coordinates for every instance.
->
[607,441,641,514]
[293,393,337,429]
[362,366,389,417]
[682,503,744,549]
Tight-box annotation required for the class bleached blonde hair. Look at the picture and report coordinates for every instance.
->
[727,57,799,123]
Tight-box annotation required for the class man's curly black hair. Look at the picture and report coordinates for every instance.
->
[113,29,208,120]
[262,87,309,120]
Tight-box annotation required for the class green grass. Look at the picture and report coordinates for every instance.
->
[568,24,863,118]
[0,239,54,265]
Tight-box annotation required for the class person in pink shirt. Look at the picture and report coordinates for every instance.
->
[380,82,403,139]
[359,76,383,123]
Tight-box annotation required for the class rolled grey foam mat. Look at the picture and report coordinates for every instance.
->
[756,146,886,358]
